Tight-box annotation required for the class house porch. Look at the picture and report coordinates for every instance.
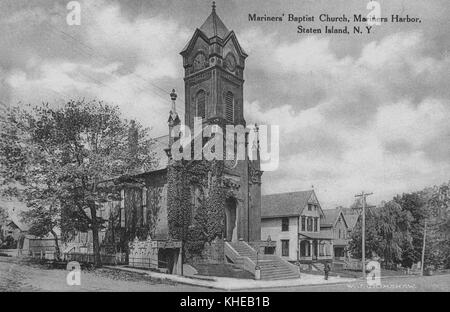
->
[298,233,333,263]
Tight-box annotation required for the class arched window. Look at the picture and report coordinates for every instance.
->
[191,185,204,223]
[196,90,206,119]
[225,91,234,123]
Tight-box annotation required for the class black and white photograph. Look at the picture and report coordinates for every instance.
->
[0,0,449,298]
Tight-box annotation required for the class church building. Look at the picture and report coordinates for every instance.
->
[65,3,262,267]
[62,4,301,280]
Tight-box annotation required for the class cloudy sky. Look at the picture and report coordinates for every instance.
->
[1,0,449,208]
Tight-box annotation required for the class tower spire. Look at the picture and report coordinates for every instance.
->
[212,1,216,13]
[166,89,180,159]
[168,88,180,124]
[170,89,177,114]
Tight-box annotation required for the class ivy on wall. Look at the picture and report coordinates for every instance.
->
[167,160,193,242]
[102,184,160,254]
[167,159,228,259]
[146,185,162,238]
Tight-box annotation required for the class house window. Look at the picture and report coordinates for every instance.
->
[319,242,325,256]
[196,90,206,119]
[307,217,313,232]
[325,244,331,256]
[225,91,234,123]
[281,217,289,231]
[281,240,289,257]
[339,229,341,239]
[308,204,312,211]
[313,217,318,232]
[301,216,306,231]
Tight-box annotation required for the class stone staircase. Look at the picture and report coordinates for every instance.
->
[228,241,257,262]
[225,241,300,280]
[257,257,301,280]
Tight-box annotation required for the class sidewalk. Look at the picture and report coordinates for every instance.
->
[104,265,356,290]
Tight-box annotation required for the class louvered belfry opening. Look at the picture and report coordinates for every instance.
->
[225,91,234,123]
[196,90,206,119]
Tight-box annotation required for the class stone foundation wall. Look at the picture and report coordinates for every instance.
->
[186,237,224,264]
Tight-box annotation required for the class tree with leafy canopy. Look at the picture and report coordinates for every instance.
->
[0,100,155,266]
[348,201,413,267]
[394,193,428,268]
[348,208,380,260]
[376,201,413,267]
[420,184,450,269]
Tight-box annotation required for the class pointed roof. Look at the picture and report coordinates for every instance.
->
[261,190,321,218]
[180,2,247,57]
[199,2,230,39]
[344,214,360,230]
[321,208,348,228]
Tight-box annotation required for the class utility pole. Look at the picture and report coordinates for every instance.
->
[355,191,373,278]
[420,220,427,276]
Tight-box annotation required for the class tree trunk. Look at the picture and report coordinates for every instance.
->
[90,205,102,267]
[50,229,61,260]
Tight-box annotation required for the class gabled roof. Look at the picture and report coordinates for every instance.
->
[5,220,20,229]
[180,28,210,55]
[261,190,320,218]
[344,214,360,230]
[321,208,348,228]
[222,31,248,58]
[1,201,29,231]
[335,206,360,230]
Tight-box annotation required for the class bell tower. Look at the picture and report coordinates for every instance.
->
[180,2,248,130]
[177,3,261,244]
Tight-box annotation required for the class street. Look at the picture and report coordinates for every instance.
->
[1,257,449,292]
[0,257,209,292]
[257,274,450,292]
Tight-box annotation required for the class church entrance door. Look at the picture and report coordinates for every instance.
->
[225,197,237,242]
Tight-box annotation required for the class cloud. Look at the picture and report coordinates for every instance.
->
[245,100,323,135]
[2,0,450,208]
[375,98,450,149]
[243,31,450,206]
[3,0,191,136]
[83,1,190,80]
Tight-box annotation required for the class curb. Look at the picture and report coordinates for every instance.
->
[104,266,223,289]
[104,265,357,291]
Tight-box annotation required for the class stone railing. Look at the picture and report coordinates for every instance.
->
[249,240,277,254]
[224,242,256,276]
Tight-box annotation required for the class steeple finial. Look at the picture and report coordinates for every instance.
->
[170,89,177,114]
[212,1,216,13]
